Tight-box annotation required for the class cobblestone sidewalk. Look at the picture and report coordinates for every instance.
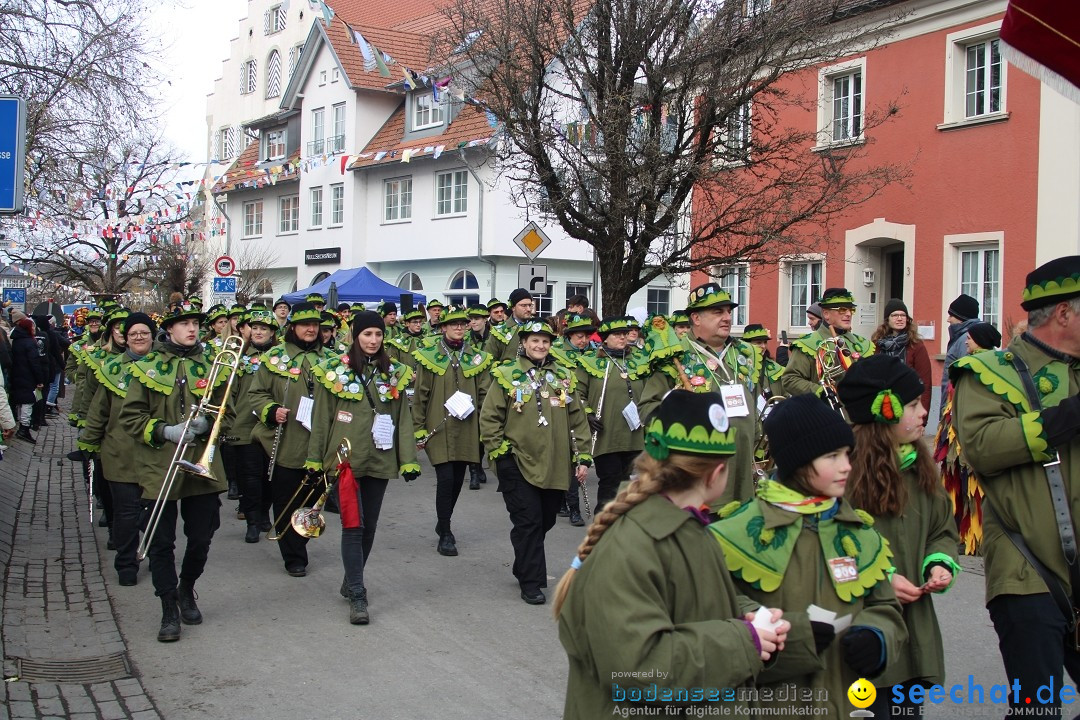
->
[1,406,162,720]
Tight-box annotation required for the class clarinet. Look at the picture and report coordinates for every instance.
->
[570,428,592,520]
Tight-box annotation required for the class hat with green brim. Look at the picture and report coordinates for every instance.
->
[517,320,557,340]
[228,304,246,318]
[160,300,205,328]
[742,324,770,342]
[563,314,596,336]
[305,293,326,305]
[467,305,489,318]
[670,309,689,326]
[403,309,425,322]
[1021,255,1080,311]
[85,308,105,322]
[187,295,203,310]
[320,311,339,329]
[439,309,469,326]
[105,308,130,331]
[598,315,639,337]
[687,283,738,311]
[819,288,857,309]
[643,390,737,460]
[427,299,444,310]
[487,298,507,312]
[248,305,275,328]
[205,304,228,324]
[351,303,367,313]
[288,302,322,324]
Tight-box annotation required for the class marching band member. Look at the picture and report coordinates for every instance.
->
[551,314,595,366]
[554,390,784,717]
[118,300,228,642]
[387,308,426,370]
[305,310,420,624]
[306,293,327,312]
[65,307,103,427]
[320,311,347,353]
[378,301,399,340]
[741,324,785,400]
[202,304,229,345]
[781,287,874,400]
[411,308,493,555]
[273,298,291,330]
[424,299,444,335]
[487,298,508,326]
[479,321,592,605]
[248,301,332,577]
[484,289,535,363]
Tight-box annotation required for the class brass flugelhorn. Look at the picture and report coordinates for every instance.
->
[290,438,352,539]
[753,395,786,487]
[137,335,245,561]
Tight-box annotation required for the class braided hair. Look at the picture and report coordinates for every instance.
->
[551,451,727,618]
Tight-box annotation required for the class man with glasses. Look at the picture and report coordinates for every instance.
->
[486,288,536,363]
[781,287,875,399]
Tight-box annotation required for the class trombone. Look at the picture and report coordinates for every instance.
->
[137,335,245,561]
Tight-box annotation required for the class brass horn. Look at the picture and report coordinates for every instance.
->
[290,438,352,539]
[753,396,786,488]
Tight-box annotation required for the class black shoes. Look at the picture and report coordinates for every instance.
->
[349,589,369,625]
[245,525,260,543]
[557,499,570,518]
[227,481,240,500]
[157,592,181,642]
[118,571,137,587]
[569,509,585,527]
[286,565,307,577]
[520,588,546,605]
[15,425,34,444]
[177,580,202,625]
[437,533,458,556]
[468,463,482,490]
[469,476,480,490]
[106,536,116,550]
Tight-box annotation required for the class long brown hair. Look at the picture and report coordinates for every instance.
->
[846,423,940,516]
[551,451,726,618]
[871,318,923,346]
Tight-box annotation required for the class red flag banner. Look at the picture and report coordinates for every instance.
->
[1000,0,1080,102]
[337,463,363,529]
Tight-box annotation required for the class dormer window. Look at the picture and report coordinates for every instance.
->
[264,129,286,161]
[412,93,445,131]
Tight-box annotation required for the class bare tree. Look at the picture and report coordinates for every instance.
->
[437,0,910,314]
[232,243,282,305]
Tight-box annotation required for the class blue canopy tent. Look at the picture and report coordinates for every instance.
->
[283,267,426,306]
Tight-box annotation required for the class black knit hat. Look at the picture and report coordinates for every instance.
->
[643,390,737,460]
[883,298,908,319]
[837,354,924,425]
[351,310,385,337]
[947,294,979,322]
[967,321,1001,350]
[379,301,398,316]
[764,394,854,482]
[123,312,157,338]
[1021,255,1080,311]
[508,288,533,307]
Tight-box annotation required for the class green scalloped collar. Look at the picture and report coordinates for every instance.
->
[130,350,223,397]
[492,359,577,399]
[1024,271,1080,306]
[414,343,493,378]
[312,355,413,403]
[577,351,649,381]
[260,342,329,381]
[792,327,874,358]
[92,353,136,398]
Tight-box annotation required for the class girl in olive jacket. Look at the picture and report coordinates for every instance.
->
[554,390,787,719]
[710,394,907,717]
[838,355,959,715]
[304,311,419,625]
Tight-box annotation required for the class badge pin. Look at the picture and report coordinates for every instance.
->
[690,375,706,387]
[146,369,156,378]
[196,379,208,388]
[620,372,628,379]
[348,382,361,393]
[705,358,719,371]
[289,367,301,375]
[737,355,748,366]
[326,371,337,381]
[333,382,344,393]
[540,390,550,399]
[279,355,290,364]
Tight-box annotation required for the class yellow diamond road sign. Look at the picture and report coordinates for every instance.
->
[512,221,551,260]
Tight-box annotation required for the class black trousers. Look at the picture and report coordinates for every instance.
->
[91,457,113,530]
[988,592,1080,719]
[434,461,467,530]
[236,443,271,524]
[496,457,563,593]
[342,475,390,595]
[594,450,638,510]
[109,481,147,579]
[147,493,221,597]
[271,465,316,569]
[221,443,240,489]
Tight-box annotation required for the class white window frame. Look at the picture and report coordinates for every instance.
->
[218,127,235,159]
[309,108,325,155]
[384,177,413,223]
[309,186,323,228]
[565,283,593,307]
[716,264,749,329]
[447,269,481,308]
[263,128,285,161]
[288,44,304,75]
[942,232,1004,348]
[332,68,340,83]
[646,287,671,317]
[412,92,445,130]
[242,200,263,238]
[397,272,424,292]
[533,283,556,318]
[780,255,824,331]
[815,57,865,148]
[278,194,299,234]
[329,183,344,226]
[265,4,286,34]
[715,100,752,166]
[435,169,469,217]
[941,21,1008,129]
[330,103,346,154]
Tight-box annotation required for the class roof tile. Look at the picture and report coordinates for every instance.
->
[350,102,494,169]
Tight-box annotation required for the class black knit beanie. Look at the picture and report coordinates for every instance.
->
[124,312,157,338]
[883,298,908,319]
[351,310,385,337]
[967,322,1001,350]
[836,354,924,425]
[764,394,854,483]
[947,294,979,322]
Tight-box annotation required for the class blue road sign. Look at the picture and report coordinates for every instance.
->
[212,277,237,294]
[3,288,26,309]
[0,97,26,215]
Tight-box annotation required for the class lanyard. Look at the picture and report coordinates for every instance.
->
[606,355,636,403]
[688,338,735,384]
[525,366,550,426]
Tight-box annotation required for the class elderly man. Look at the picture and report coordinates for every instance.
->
[953,256,1080,719]
[781,288,874,401]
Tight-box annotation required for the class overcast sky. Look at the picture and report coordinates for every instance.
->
[149,0,249,163]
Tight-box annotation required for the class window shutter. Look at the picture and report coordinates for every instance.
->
[263,10,270,35]
[276,6,286,31]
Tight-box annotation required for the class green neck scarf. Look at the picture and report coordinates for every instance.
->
[757,478,837,515]
[897,443,916,471]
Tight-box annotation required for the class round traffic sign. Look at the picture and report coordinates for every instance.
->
[215,255,236,277]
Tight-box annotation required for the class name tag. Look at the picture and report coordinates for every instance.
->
[337,411,353,424]
[828,556,859,584]
[719,384,749,418]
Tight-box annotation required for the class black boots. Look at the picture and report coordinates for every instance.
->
[15,425,34,444]
[227,480,240,500]
[157,592,181,642]
[349,588,369,625]
[468,464,481,490]
[567,497,584,527]
[436,520,458,556]
[245,524,260,543]
[177,579,202,625]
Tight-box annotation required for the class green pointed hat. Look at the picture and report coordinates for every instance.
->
[598,315,640,337]
[686,283,738,311]
[563,314,596,336]
[741,324,770,342]
[288,302,322,324]
[819,288,857,309]
[643,390,737,460]
[1021,256,1080,311]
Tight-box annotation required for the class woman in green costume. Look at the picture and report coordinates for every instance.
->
[709,394,907,716]
[838,354,959,716]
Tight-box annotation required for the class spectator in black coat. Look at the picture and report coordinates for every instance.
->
[46,320,69,412]
[10,316,47,443]
[31,315,53,430]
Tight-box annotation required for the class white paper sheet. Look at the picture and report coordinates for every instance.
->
[296,396,313,431]
[372,413,395,450]
[445,391,475,419]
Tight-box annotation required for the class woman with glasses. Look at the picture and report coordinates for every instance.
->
[871,299,932,415]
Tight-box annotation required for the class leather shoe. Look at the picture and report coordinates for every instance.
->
[569,510,584,527]
[118,571,137,587]
[245,525,260,543]
[469,476,480,490]
[520,588,546,605]
[285,565,307,577]
[437,533,458,556]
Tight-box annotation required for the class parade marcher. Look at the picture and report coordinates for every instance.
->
[78,312,157,585]
[118,300,229,642]
[640,283,762,508]
[479,321,592,605]
[320,311,347,353]
[66,308,104,426]
[203,304,229,344]
[709,394,907,716]
[424,299,444,334]
[781,288,874,402]
[951,256,1080,717]
[552,314,595,367]
[379,301,399,340]
[386,308,426,370]
[575,316,648,516]
[227,304,245,336]
[554,389,784,718]
[487,298,507,326]
[872,299,932,415]
[484,289,535,363]
[467,304,490,349]
[669,309,691,339]
[411,308,493,555]
[741,324,785,400]
[305,311,420,624]
[248,302,333,577]
[10,316,47,443]
[273,298,291,329]
[306,293,326,312]
[939,293,980,415]
[837,354,960,716]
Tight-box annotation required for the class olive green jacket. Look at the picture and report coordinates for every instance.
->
[574,350,648,456]
[411,341,493,466]
[952,336,1080,603]
[227,344,272,446]
[387,332,425,371]
[781,325,875,398]
[77,352,140,484]
[70,341,112,426]
[871,470,960,686]
[558,495,763,719]
[479,356,592,490]
[483,316,525,364]
[248,341,333,470]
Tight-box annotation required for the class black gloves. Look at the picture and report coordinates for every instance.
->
[587,414,604,433]
[810,621,835,655]
[841,627,884,677]
[1041,395,1080,449]
[402,469,420,482]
